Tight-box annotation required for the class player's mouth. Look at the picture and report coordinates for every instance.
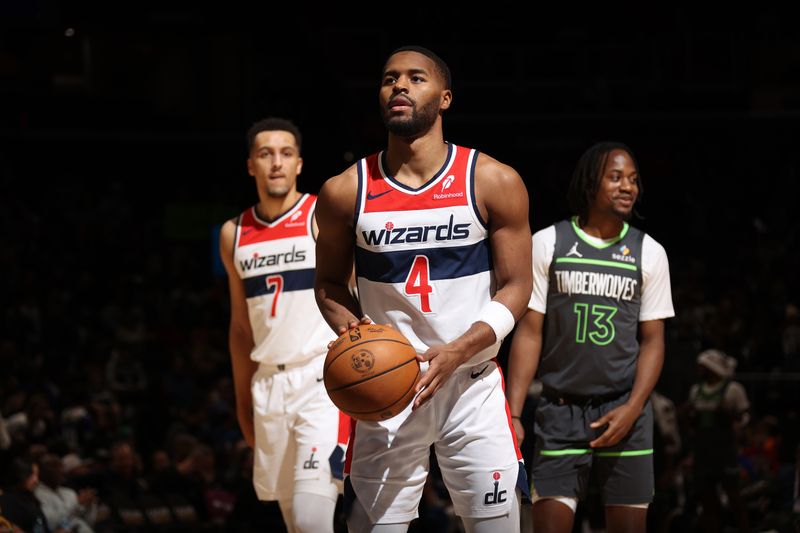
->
[388,96,413,109]
[615,196,634,208]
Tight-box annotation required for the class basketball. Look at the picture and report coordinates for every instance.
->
[324,324,420,421]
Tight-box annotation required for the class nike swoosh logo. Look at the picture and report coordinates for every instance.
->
[366,190,392,200]
[316,377,324,382]
[470,364,489,379]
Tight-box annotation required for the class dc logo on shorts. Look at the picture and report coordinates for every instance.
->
[303,447,320,470]
[483,471,507,505]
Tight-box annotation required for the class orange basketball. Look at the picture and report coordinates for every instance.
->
[324,324,420,421]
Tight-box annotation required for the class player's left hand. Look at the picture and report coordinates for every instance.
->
[412,343,462,410]
[588,401,641,448]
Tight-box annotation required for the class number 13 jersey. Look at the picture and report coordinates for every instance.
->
[354,143,498,364]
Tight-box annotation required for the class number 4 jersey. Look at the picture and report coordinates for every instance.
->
[233,194,331,365]
[531,217,675,396]
[354,143,499,365]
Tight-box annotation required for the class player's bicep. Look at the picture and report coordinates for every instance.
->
[481,166,532,315]
[219,220,252,335]
[218,219,237,275]
[315,176,357,284]
[638,319,665,346]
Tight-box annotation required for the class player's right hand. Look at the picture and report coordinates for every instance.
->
[329,316,373,348]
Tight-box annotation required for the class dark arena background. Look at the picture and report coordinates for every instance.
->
[1,4,798,532]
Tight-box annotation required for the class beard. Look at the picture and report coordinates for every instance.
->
[266,185,290,198]
[382,98,440,138]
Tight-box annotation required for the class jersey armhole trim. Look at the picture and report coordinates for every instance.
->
[353,159,365,227]
[468,149,488,230]
[232,213,243,261]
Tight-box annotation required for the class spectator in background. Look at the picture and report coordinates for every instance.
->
[686,348,751,532]
[0,458,49,532]
[34,453,97,533]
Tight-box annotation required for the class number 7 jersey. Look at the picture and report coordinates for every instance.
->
[354,143,498,363]
[233,194,331,365]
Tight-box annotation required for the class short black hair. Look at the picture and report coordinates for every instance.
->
[246,117,302,154]
[388,45,452,90]
[567,141,643,223]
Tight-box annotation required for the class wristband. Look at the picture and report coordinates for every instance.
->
[476,300,516,342]
[511,415,521,420]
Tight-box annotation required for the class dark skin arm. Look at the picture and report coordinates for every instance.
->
[314,167,368,335]
[589,318,665,447]
[220,218,259,447]
[505,309,544,445]
[413,154,532,408]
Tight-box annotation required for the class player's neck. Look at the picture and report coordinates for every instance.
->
[385,131,448,188]
[578,213,625,240]
[256,189,302,221]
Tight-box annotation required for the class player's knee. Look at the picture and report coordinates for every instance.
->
[531,490,578,514]
[292,491,337,533]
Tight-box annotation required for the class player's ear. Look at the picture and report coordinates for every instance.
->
[296,156,303,175]
[246,158,255,177]
[440,89,452,111]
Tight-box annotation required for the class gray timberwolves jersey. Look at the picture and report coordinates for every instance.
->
[540,218,644,396]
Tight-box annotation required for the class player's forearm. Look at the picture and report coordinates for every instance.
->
[229,328,257,446]
[493,279,533,321]
[629,329,664,411]
[315,280,362,332]
[506,321,542,417]
[449,321,498,364]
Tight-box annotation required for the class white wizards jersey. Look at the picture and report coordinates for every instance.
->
[354,143,499,365]
[233,194,332,365]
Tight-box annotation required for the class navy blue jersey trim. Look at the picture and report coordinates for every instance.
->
[469,150,488,230]
[355,240,491,283]
[232,214,243,262]
[243,268,315,298]
[381,143,454,192]
[309,200,317,243]
[354,160,364,227]
[252,193,307,226]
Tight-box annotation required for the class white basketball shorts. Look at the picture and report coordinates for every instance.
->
[251,353,345,501]
[346,360,522,524]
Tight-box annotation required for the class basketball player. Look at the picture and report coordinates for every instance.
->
[219,117,347,533]
[314,46,532,532]
[506,142,675,532]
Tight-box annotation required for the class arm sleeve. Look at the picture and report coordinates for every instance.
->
[528,226,555,313]
[640,234,676,321]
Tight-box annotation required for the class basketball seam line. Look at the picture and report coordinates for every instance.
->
[326,358,419,393]
[324,338,414,372]
[340,371,420,416]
